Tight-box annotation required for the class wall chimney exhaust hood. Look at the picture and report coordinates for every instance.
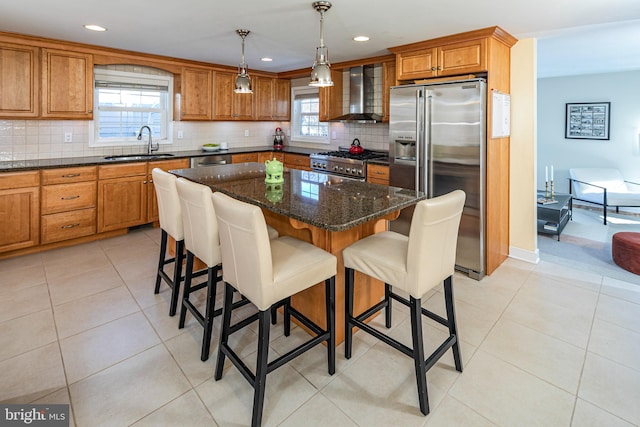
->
[330,64,382,123]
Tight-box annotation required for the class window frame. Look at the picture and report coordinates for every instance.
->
[290,86,330,144]
[89,68,174,148]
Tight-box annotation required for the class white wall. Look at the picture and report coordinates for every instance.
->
[537,70,640,193]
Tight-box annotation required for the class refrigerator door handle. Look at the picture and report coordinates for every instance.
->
[425,93,433,198]
[415,90,422,192]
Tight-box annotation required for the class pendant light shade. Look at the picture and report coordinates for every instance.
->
[234,29,252,94]
[309,1,333,87]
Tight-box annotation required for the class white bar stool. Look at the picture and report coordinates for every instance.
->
[212,191,337,427]
[343,189,466,415]
[151,168,185,317]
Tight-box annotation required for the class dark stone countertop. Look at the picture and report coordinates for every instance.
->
[0,146,319,172]
[171,163,424,232]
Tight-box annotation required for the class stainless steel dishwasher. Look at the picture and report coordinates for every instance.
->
[190,154,232,168]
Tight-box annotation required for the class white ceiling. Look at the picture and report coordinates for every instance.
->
[1,0,640,78]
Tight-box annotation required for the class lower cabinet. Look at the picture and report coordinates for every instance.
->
[40,166,97,244]
[147,158,190,222]
[97,163,148,232]
[232,153,259,163]
[284,153,311,171]
[366,164,389,185]
[258,151,284,163]
[0,171,40,253]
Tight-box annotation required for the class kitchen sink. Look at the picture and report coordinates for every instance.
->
[104,153,175,161]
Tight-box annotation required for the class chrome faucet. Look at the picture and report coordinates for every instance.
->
[137,126,158,154]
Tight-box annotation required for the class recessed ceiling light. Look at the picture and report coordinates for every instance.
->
[353,36,370,42]
[84,24,107,32]
[261,57,273,62]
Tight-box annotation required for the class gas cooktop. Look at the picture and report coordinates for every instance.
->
[309,148,388,179]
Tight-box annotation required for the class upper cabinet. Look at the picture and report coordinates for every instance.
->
[256,77,291,121]
[382,61,396,123]
[179,67,213,120]
[393,38,486,81]
[212,70,254,120]
[0,42,39,118]
[41,48,93,119]
[318,69,343,122]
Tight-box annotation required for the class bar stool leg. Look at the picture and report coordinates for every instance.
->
[201,265,219,361]
[384,283,392,328]
[444,276,463,372]
[178,252,194,329]
[155,230,168,294]
[326,277,336,374]
[252,309,271,427]
[344,267,355,360]
[169,239,184,316]
[283,297,291,337]
[215,282,234,381]
[410,296,429,415]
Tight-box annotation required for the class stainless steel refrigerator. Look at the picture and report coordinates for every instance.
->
[389,79,486,279]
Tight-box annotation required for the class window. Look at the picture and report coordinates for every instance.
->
[291,86,329,144]
[90,67,173,147]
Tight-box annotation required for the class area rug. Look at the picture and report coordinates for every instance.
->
[537,208,640,285]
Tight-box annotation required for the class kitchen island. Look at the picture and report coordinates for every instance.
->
[172,162,425,344]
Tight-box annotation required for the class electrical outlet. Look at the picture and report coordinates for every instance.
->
[64,132,73,143]
[244,129,250,137]
[177,130,183,139]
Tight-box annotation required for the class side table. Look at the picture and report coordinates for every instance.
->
[537,192,572,241]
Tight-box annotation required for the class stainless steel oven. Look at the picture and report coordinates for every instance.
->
[190,154,231,168]
[309,148,387,180]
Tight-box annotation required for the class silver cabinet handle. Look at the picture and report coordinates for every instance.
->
[61,223,80,229]
[61,195,80,200]
[62,173,80,178]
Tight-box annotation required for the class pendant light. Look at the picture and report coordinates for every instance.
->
[234,29,253,94]
[309,1,333,87]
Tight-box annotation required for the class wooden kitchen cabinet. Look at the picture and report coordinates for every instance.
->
[284,153,310,171]
[258,151,284,164]
[366,164,389,185]
[0,42,39,118]
[382,61,396,123]
[98,163,148,232]
[41,48,93,119]
[179,67,213,120]
[232,153,259,163]
[147,158,189,222]
[0,171,40,253]
[318,69,343,122]
[392,37,486,81]
[255,77,291,121]
[40,166,97,244]
[212,70,254,120]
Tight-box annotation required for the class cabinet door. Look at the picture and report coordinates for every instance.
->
[255,77,274,121]
[284,153,310,171]
[272,79,291,120]
[438,39,487,76]
[382,61,396,123]
[318,69,343,122]
[180,67,212,120]
[0,42,39,118]
[212,71,234,120]
[233,90,254,120]
[0,186,40,253]
[257,151,285,164]
[42,49,93,119]
[147,158,189,222]
[98,175,147,232]
[366,164,389,185]
[232,153,258,163]
[396,48,437,81]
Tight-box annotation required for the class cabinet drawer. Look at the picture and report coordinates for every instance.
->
[284,153,310,170]
[0,171,39,190]
[41,166,97,185]
[41,208,96,244]
[98,162,147,179]
[41,181,96,214]
[367,164,389,182]
[232,153,258,163]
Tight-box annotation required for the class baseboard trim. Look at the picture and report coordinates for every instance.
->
[509,246,539,264]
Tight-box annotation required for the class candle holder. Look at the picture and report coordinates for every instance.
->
[538,180,558,205]
[550,180,555,200]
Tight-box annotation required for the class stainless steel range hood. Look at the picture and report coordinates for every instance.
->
[330,65,382,123]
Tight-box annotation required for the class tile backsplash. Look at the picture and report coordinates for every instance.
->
[0,120,389,161]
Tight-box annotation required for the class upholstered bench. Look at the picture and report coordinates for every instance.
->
[612,232,640,275]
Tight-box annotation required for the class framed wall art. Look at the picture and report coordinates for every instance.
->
[565,102,610,140]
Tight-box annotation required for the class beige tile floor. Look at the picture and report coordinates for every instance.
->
[1,226,639,426]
